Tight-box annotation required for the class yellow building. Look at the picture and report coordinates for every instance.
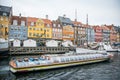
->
[0,5,12,39]
[27,17,52,39]
[42,19,52,39]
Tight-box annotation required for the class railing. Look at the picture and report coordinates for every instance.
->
[9,47,72,55]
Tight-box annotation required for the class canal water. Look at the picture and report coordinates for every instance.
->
[0,52,120,80]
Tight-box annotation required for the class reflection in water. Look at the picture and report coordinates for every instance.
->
[0,52,120,80]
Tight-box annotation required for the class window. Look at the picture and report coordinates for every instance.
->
[13,20,18,25]
[53,28,54,31]
[33,28,35,30]
[29,33,32,36]
[3,13,7,16]
[58,24,61,27]
[29,28,32,30]
[41,28,43,31]
[1,17,3,21]
[47,24,50,27]
[31,22,34,26]
[47,34,49,37]
[33,33,36,36]
[53,24,56,27]
[6,17,8,21]
[21,21,25,26]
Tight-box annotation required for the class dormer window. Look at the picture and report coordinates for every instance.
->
[64,24,66,26]
[13,20,18,25]
[1,17,3,21]
[21,21,25,26]
[3,13,7,16]
[47,24,50,27]
[53,24,56,27]
[31,22,34,26]
[58,24,61,27]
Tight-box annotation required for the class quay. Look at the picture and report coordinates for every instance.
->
[9,47,75,55]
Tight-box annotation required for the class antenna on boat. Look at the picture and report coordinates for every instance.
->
[86,14,88,25]
[75,9,77,21]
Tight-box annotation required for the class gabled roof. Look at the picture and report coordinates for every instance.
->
[27,17,38,22]
[11,16,27,25]
[113,26,120,32]
[42,19,52,24]
[102,26,109,30]
[58,16,72,24]
[72,21,82,26]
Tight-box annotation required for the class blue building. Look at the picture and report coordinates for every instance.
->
[9,15,27,40]
[87,26,95,43]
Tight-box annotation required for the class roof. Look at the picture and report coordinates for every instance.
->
[27,17,38,22]
[42,19,52,24]
[113,26,120,32]
[93,25,102,30]
[102,26,110,30]
[11,16,27,25]
[27,17,38,26]
[58,16,72,25]
[72,21,82,26]
[0,5,12,16]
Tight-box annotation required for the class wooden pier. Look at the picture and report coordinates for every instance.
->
[9,47,75,55]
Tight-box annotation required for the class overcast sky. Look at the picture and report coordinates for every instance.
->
[0,0,120,26]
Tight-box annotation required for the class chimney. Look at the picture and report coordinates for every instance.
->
[46,15,48,19]
[75,9,77,21]
[19,13,21,18]
[63,14,66,18]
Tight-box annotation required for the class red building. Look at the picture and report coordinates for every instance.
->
[94,25,103,42]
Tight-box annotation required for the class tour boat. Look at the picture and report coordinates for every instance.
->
[9,53,113,73]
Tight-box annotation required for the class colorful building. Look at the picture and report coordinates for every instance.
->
[94,25,103,42]
[9,15,27,40]
[81,24,88,46]
[115,26,120,42]
[0,5,12,39]
[106,25,117,43]
[27,17,52,40]
[73,20,82,46]
[52,20,62,40]
[27,17,43,39]
[87,25,95,43]
[101,25,110,42]
[42,18,52,39]
[58,16,74,42]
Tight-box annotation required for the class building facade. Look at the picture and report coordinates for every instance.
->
[0,5,12,39]
[87,25,95,43]
[9,15,27,40]
[52,20,62,40]
[73,21,82,46]
[102,25,110,42]
[115,26,120,42]
[27,17,42,39]
[58,16,74,42]
[107,25,117,43]
[94,25,103,42]
[42,18,52,39]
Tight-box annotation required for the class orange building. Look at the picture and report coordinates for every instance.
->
[106,25,117,43]
[58,16,74,42]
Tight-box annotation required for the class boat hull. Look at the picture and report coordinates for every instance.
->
[106,49,118,52]
[10,58,109,73]
[0,48,9,57]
